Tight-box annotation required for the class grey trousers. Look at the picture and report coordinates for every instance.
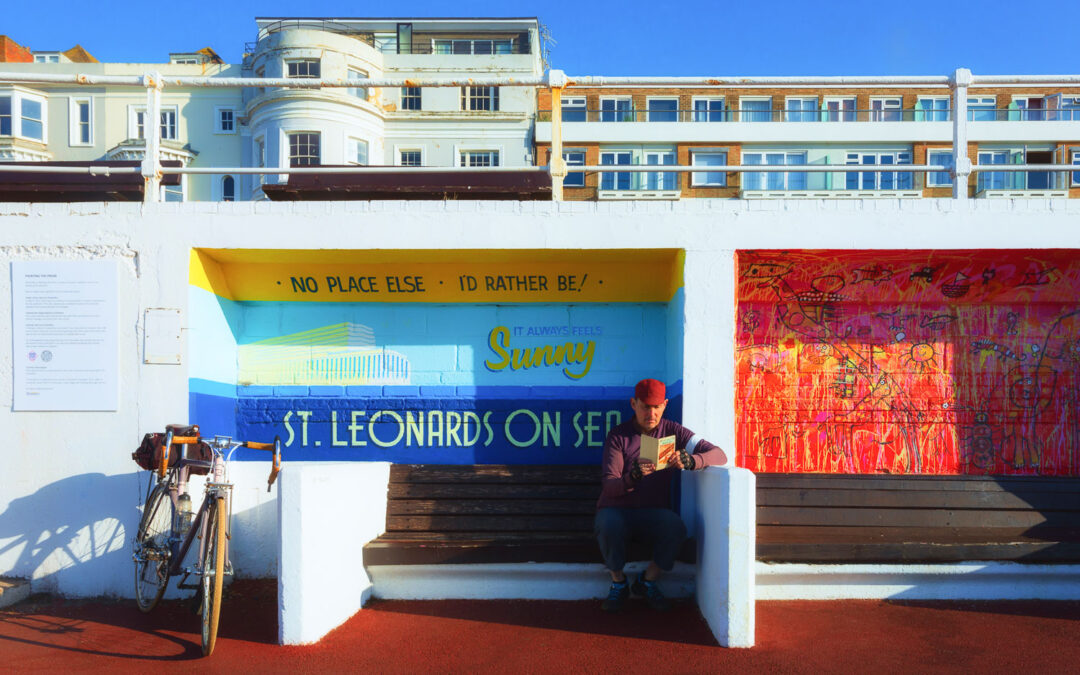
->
[594,507,687,572]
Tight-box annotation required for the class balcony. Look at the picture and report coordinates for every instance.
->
[975,167,1072,198]
[739,168,924,199]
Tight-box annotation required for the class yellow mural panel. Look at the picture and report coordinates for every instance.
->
[190,249,683,303]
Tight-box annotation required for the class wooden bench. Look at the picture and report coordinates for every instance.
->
[362,464,696,566]
[757,473,1080,564]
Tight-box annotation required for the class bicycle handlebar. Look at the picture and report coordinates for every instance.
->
[243,437,283,492]
[155,427,282,492]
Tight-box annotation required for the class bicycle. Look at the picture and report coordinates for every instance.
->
[131,424,281,657]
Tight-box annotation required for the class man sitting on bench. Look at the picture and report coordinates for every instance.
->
[595,378,727,612]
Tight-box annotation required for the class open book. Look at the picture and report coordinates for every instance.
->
[639,434,677,470]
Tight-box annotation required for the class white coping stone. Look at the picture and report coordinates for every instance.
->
[756,562,1080,600]
[368,561,696,601]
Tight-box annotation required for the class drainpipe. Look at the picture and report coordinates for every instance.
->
[951,68,972,200]
[548,69,568,201]
[143,71,162,203]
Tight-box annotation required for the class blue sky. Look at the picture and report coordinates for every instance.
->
[6,0,1080,76]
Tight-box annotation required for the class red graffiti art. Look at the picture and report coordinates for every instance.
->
[736,249,1080,476]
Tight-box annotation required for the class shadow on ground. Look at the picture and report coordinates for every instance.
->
[365,596,719,647]
[0,578,277,661]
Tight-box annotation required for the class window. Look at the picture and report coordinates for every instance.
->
[600,97,633,122]
[870,97,902,122]
[397,23,413,54]
[399,149,423,167]
[977,150,1009,191]
[562,150,586,187]
[743,152,807,191]
[1062,97,1080,121]
[133,107,177,141]
[823,97,856,122]
[434,39,513,54]
[401,87,421,111]
[254,136,266,185]
[785,97,818,122]
[740,98,772,122]
[460,150,499,167]
[349,138,369,165]
[20,98,43,140]
[968,96,996,121]
[348,68,368,99]
[691,151,727,187]
[216,107,235,133]
[286,59,320,78]
[35,54,59,63]
[845,152,913,190]
[1071,150,1080,187]
[70,98,92,145]
[561,96,586,122]
[693,97,724,122]
[288,132,320,166]
[600,151,633,190]
[461,86,499,111]
[160,110,177,140]
[222,175,236,202]
[647,98,679,122]
[916,97,950,122]
[644,150,677,190]
[927,150,954,187]
[1,92,47,142]
[0,96,11,135]
[162,182,184,202]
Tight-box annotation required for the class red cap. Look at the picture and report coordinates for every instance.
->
[634,378,667,406]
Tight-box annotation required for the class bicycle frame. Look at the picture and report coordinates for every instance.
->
[157,431,234,581]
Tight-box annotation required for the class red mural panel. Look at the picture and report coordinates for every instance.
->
[736,249,1080,476]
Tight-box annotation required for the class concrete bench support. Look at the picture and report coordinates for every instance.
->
[694,466,756,648]
[278,462,390,645]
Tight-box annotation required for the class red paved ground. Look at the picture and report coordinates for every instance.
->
[3,579,1080,673]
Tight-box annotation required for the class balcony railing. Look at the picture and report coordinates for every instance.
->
[975,168,1073,192]
[540,108,955,123]
[541,107,1080,123]
[382,39,530,55]
[968,108,1080,121]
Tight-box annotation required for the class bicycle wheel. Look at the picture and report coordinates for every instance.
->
[134,483,173,613]
[201,495,227,657]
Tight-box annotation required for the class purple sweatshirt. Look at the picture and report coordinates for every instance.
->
[598,417,727,509]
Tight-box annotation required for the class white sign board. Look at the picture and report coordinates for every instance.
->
[11,260,119,411]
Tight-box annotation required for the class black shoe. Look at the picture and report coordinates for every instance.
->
[631,573,672,611]
[601,580,629,612]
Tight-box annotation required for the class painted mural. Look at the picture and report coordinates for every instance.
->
[736,249,1080,476]
[188,249,685,465]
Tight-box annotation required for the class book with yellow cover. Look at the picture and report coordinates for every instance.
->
[639,434,677,469]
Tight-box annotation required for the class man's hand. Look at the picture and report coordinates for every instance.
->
[676,448,695,470]
[630,459,656,482]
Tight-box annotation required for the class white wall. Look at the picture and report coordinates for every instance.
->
[2,197,1079,598]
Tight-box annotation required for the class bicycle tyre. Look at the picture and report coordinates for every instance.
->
[201,495,227,657]
[134,482,172,613]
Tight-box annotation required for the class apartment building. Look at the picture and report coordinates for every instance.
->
[243,18,542,200]
[535,86,1080,200]
[0,17,543,201]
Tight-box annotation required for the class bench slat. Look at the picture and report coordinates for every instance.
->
[756,474,1080,492]
[389,464,599,484]
[387,514,595,532]
[388,499,596,516]
[757,541,1080,563]
[389,483,600,500]
[757,488,1080,510]
[758,506,1072,528]
[758,525,1080,544]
